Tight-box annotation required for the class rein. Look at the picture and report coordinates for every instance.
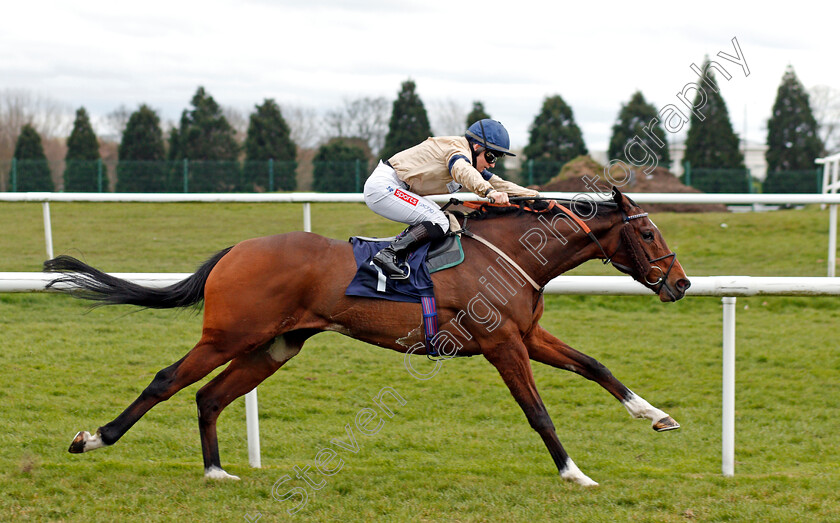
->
[442,202,542,291]
[448,197,679,293]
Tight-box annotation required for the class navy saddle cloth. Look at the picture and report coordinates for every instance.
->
[345,235,463,303]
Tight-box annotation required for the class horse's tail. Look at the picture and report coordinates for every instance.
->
[43,246,234,309]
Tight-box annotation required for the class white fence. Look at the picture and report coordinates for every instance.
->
[819,152,840,276]
[2,190,840,276]
[3,187,840,477]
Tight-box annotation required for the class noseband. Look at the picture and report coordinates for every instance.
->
[544,203,677,291]
[606,211,678,291]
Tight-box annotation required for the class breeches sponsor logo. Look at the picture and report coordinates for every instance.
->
[394,189,418,206]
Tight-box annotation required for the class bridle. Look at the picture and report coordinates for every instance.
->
[605,210,678,292]
[453,197,680,293]
[507,198,679,293]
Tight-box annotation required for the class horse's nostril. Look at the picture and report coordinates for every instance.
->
[676,278,691,291]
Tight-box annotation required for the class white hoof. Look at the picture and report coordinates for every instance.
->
[204,466,240,480]
[68,430,107,453]
[623,392,669,423]
[560,458,599,487]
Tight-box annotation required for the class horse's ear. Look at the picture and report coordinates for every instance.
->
[612,186,623,206]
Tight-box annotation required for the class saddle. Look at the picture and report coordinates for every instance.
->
[346,214,466,359]
[349,213,465,274]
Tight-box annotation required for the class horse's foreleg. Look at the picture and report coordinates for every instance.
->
[524,325,679,431]
[196,331,311,480]
[68,333,247,455]
[484,339,598,486]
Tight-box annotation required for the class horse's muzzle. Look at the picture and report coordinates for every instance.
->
[660,277,691,302]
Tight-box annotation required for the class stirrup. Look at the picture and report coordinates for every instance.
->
[382,261,411,280]
[387,265,410,280]
[372,253,411,280]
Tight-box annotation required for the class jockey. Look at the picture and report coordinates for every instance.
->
[364,119,540,280]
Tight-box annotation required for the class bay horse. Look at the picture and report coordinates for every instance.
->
[44,187,690,486]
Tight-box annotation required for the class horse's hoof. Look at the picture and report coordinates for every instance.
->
[652,416,680,431]
[69,431,90,453]
[204,466,240,480]
[68,430,107,453]
[560,458,600,487]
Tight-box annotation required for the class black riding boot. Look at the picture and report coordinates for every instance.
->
[373,221,445,280]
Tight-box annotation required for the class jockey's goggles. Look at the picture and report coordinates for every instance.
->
[483,149,503,164]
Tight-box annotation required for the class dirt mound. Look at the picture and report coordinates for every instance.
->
[538,156,728,213]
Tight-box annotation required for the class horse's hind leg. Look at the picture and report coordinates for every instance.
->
[196,331,312,480]
[68,333,250,454]
[525,325,679,431]
[484,338,598,486]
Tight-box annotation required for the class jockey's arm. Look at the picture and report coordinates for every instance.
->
[486,174,540,203]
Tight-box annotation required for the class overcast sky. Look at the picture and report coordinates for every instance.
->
[2,0,837,151]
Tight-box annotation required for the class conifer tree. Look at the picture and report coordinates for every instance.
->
[683,59,744,170]
[313,138,367,192]
[523,95,588,185]
[608,91,670,169]
[766,66,824,172]
[174,86,240,192]
[167,126,180,161]
[465,101,491,128]
[380,79,432,160]
[63,107,101,191]
[243,99,298,191]
[10,124,53,191]
[165,126,182,192]
[116,105,166,192]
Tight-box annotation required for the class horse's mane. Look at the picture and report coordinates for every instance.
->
[462,199,618,221]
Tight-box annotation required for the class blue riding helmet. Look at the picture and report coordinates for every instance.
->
[465,119,516,157]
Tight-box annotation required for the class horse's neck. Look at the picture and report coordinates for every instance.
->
[466,212,615,285]
[549,213,620,276]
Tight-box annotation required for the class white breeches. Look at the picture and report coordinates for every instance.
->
[363,162,450,232]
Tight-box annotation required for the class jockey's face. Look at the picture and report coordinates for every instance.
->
[473,143,499,172]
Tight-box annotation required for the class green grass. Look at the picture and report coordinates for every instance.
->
[1,202,839,522]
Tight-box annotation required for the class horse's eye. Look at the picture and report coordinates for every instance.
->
[642,231,654,242]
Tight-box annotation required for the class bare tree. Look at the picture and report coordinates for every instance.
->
[0,89,71,158]
[429,98,467,137]
[281,104,323,150]
[323,97,390,155]
[104,104,133,140]
[222,105,249,144]
[809,85,840,154]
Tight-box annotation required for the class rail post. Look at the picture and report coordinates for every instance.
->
[721,296,736,477]
[42,202,54,259]
[245,389,261,467]
[303,202,311,232]
[829,205,837,277]
[817,154,840,276]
